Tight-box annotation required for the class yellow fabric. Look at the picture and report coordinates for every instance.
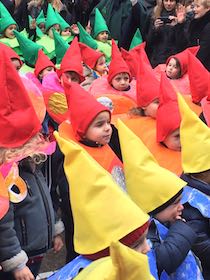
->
[54,132,149,254]
[75,241,154,280]
[48,92,68,114]
[178,94,210,173]
[118,120,186,214]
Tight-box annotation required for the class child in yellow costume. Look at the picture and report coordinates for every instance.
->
[118,120,203,279]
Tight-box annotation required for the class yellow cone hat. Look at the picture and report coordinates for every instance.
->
[54,132,149,254]
[118,120,186,214]
[178,93,210,173]
[75,241,154,280]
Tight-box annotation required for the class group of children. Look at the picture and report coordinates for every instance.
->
[0,1,210,280]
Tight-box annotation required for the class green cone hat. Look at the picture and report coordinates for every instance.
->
[0,10,17,34]
[45,3,60,31]
[36,10,45,25]
[55,11,70,31]
[77,22,97,50]
[129,28,143,50]
[0,1,12,18]
[93,8,109,39]
[53,28,69,64]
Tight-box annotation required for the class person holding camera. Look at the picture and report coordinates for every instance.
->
[145,0,186,67]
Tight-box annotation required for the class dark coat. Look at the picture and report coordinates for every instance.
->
[0,159,55,271]
[148,219,197,276]
[181,173,210,280]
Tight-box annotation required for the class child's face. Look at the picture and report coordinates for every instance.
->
[111,73,130,91]
[38,23,46,33]
[84,111,112,145]
[48,24,60,39]
[130,229,150,254]
[154,194,184,223]
[39,66,55,79]
[61,27,71,36]
[4,24,16,38]
[163,128,181,151]
[95,56,108,75]
[142,98,159,119]
[194,0,210,19]
[96,31,109,43]
[163,0,176,11]
[166,58,180,79]
[11,58,22,71]
[62,71,80,84]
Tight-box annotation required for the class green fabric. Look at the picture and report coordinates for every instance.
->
[93,8,109,39]
[45,3,59,31]
[28,15,44,39]
[55,11,70,31]
[14,30,42,65]
[53,29,69,64]
[0,2,12,18]
[0,15,17,34]
[62,35,74,43]
[0,37,21,55]
[36,10,45,25]
[129,28,143,50]
[96,40,111,62]
[36,35,55,59]
[20,63,34,74]
[77,22,98,50]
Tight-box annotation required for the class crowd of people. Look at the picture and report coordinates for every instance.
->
[0,0,210,279]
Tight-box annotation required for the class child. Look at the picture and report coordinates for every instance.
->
[118,120,203,279]
[89,40,137,103]
[36,10,46,33]
[0,42,23,71]
[0,49,63,280]
[177,94,210,280]
[92,8,112,62]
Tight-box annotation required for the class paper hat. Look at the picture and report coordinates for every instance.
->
[52,28,69,64]
[64,80,110,140]
[34,49,55,77]
[77,22,98,50]
[188,51,209,104]
[14,30,43,66]
[54,133,149,255]
[156,73,181,142]
[129,28,143,50]
[0,48,41,148]
[108,40,131,84]
[45,3,60,31]
[79,42,103,69]
[178,93,210,173]
[118,120,186,214]
[57,37,84,82]
[136,57,159,107]
[74,241,154,280]
[93,8,110,39]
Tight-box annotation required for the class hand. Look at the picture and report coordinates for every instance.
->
[154,18,164,29]
[168,15,178,26]
[176,4,186,23]
[13,266,34,280]
[175,215,186,222]
[53,235,63,253]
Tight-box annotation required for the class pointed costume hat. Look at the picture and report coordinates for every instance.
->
[0,42,22,66]
[108,40,131,84]
[93,8,110,39]
[77,22,98,50]
[55,10,70,31]
[136,57,159,107]
[188,51,209,104]
[118,120,186,214]
[129,28,143,50]
[156,73,181,142]
[178,93,210,173]
[57,37,84,82]
[45,3,60,31]
[0,2,17,33]
[36,10,45,25]
[52,28,69,64]
[34,49,55,77]
[79,42,104,69]
[54,133,149,256]
[0,48,41,148]
[201,74,210,127]
[75,241,154,280]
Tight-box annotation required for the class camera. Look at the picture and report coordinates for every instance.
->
[159,16,172,24]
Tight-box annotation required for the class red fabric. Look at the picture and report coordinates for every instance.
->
[79,42,103,69]
[34,49,55,77]
[188,51,209,104]
[108,39,131,84]
[57,37,84,82]
[156,73,181,142]
[83,221,149,260]
[0,49,41,148]
[201,74,210,126]
[64,80,110,140]
[136,57,160,107]
[0,42,23,66]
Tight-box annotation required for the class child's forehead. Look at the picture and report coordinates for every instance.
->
[114,72,130,78]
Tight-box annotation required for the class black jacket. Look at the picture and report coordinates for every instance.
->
[181,174,210,280]
[148,219,197,276]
